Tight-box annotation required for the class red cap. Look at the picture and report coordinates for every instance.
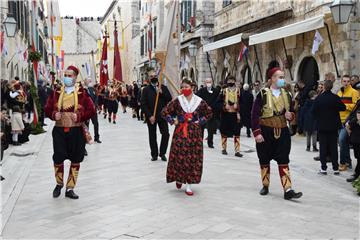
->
[66,65,79,76]
[267,67,281,79]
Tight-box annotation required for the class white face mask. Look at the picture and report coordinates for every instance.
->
[206,83,212,88]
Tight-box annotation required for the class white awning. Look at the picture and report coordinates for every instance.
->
[203,33,243,52]
[249,15,324,46]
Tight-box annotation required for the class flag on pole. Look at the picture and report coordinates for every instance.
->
[113,23,123,82]
[147,1,153,61]
[154,1,180,96]
[312,30,323,55]
[238,42,249,62]
[100,35,109,86]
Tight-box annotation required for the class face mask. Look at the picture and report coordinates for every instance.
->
[276,79,285,88]
[181,88,192,97]
[228,82,235,87]
[150,78,158,84]
[63,77,74,87]
[206,83,212,88]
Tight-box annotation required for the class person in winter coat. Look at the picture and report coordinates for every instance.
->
[303,90,318,152]
[240,83,254,137]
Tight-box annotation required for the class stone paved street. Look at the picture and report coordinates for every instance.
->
[2,112,359,239]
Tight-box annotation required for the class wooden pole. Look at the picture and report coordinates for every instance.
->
[152,53,166,119]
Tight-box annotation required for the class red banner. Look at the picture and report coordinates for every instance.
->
[113,28,122,82]
[100,36,109,86]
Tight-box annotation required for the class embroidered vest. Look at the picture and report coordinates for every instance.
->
[260,88,291,119]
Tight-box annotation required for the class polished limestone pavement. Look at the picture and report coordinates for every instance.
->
[2,111,359,239]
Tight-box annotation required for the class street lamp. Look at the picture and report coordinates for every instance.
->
[330,0,355,24]
[188,43,198,83]
[188,43,198,57]
[3,14,17,37]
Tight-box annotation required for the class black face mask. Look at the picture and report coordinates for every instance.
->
[150,78,158,84]
[228,82,235,87]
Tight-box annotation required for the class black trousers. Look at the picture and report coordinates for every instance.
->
[202,117,217,146]
[90,113,100,140]
[256,126,291,165]
[318,131,339,171]
[147,119,169,158]
[353,143,360,177]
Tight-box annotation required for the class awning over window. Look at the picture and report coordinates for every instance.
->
[203,33,243,52]
[249,15,324,46]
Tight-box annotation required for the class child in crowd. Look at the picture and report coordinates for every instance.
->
[10,105,24,146]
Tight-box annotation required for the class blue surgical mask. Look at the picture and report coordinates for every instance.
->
[276,79,286,88]
[63,77,74,87]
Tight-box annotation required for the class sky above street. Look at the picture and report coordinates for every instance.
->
[59,0,113,17]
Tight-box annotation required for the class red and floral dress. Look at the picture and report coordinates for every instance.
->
[161,95,212,184]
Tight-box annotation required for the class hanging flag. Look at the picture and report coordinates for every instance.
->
[312,30,323,55]
[238,43,249,62]
[0,31,4,54]
[147,1,153,61]
[113,23,123,82]
[100,35,109,86]
[23,49,28,62]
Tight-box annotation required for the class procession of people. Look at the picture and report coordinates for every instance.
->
[2,62,360,200]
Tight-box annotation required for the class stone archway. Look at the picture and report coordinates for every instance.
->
[297,56,320,88]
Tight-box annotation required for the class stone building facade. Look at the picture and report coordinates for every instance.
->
[179,0,215,86]
[204,0,360,90]
[100,0,141,84]
[1,0,49,82]
[61,17,100,81]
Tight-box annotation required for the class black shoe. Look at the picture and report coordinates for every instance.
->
[53,185,63,198]
[160,155,167,161]
[208,144,214,149]
[235,152,243,157]
[0,175,4,181]
[108,118,111,123]
[318,169,327,175]
[259,186,269,195]
[222,150,228,155]
[284,189,303,200]
[306,147,310,152]
[151,157,158,161]
[313,147,319,152]
[313,156,320,161]
[65,189,79,199]
[94,139,102,143]
[346,175,358,182]
[84,149,88,156]
[104,114,107,119]
[113,121,116,124]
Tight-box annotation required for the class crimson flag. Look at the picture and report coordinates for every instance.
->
[113,28,122,82]
[100,36,109,86]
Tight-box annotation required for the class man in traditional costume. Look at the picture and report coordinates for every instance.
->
[218,76,242,157]
[161,78,212,196]
[107,82,120,124]
[45,66,96,199]
[251,67,303,200]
